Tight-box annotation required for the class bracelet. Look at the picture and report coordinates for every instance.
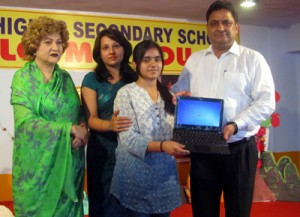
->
[160,141,164,152]
[106,121,110,130]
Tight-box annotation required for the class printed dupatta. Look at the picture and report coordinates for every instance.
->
[10,61,83,216]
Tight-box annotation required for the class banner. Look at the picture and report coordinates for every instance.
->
[0,8,212,75]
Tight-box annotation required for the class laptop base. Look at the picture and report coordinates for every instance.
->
[173,129,231,154]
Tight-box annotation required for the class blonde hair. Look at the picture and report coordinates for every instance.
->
[21,16,69,61]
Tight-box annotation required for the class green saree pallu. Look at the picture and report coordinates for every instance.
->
[10,61,85,217]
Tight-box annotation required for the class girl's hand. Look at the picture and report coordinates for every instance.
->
[161,141,190,156]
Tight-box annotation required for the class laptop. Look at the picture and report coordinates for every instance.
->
[173,96,230,154]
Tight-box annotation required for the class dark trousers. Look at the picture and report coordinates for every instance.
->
[190,137,257,217]
[87,154,106,217]
[87,144,115,217]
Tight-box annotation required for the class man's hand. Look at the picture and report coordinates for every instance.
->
[172,90,192,105]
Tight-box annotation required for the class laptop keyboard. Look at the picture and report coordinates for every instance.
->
[172,128,230,154]
[173,128,226,146]
[173,128,230,154]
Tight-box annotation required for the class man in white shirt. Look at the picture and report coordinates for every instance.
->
[171,1,275,217]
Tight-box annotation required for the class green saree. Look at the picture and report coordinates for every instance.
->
[10,61,84,217]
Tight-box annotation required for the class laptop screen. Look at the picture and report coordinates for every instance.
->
[174,96,224,131]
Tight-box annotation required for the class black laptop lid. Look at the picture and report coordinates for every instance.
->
[174,96,224,131]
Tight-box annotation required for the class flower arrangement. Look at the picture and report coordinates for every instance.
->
[256,91,281,168]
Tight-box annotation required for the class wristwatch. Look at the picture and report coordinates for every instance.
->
[226,121,238,135]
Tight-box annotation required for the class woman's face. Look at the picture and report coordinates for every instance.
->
[100,36,124,69]
[35,33,63,66]
[138,48,162,81]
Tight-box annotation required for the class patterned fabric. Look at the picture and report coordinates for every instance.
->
[10,61,84,217]
[110,82,181,214]
[81,72,126,215]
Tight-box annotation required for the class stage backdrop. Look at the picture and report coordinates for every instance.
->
[0,7,219,74]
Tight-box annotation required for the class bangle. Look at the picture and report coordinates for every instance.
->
[226,121,238,135]
[106,121,110,130]
[160,141,164,152]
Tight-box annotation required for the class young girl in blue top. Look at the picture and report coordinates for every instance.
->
[110,40,190,217]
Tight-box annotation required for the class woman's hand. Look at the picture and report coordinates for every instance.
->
[71,123,89,149]
[108,110,132,132]
[161,141,190,156]
[72,137,85,149]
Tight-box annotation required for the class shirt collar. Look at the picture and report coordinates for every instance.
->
[205,41,240,57]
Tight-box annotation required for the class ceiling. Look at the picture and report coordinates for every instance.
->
[1,0,300,27]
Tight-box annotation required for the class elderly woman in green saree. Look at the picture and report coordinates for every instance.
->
[10,16,88,217]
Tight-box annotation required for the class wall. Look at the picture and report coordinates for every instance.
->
[239,25,300,153]
[297,55,300,151]
[286,23,300,52]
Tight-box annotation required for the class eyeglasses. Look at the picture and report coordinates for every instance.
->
[208,20,234,28]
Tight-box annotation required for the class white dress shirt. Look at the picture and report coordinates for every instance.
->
[171,41,275,142]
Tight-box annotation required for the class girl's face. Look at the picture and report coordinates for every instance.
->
[100,36,124,68]
[138,48,162,81]
[35,33,63,66]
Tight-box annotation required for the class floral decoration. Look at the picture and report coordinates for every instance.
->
[256,91,281,168]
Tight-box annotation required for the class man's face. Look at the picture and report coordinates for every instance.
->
[207,9,239,51]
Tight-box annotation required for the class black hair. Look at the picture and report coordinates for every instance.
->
[133,40,175,115]
[206,1,239,23]
[92,28,138,83]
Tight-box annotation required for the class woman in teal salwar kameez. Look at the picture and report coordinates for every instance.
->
[81,28,137,217]
[10,16,88,217]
